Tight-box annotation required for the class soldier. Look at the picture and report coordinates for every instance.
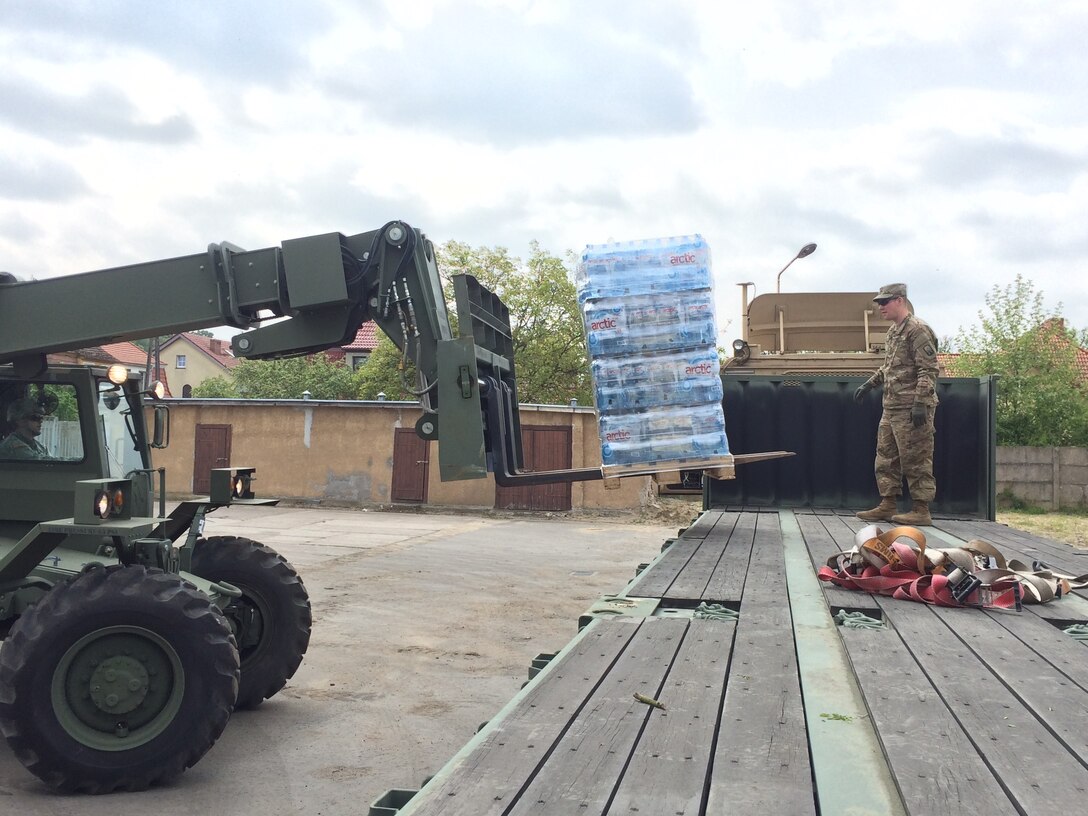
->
[0,397,49,459]
[853,283,939,526]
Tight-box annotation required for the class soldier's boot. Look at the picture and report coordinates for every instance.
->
[856,497,898,522]
[891,501,932,527]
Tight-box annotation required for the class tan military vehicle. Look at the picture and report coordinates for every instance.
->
[656,289,924,494]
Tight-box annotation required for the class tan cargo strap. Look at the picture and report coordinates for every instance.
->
[821,524,1087,608]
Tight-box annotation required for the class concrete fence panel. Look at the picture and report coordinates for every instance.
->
[997,446,1088,511]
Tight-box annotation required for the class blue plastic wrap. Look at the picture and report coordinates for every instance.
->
[578,234,730,474]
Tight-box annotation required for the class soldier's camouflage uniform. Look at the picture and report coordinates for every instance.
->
[0,431,47,459]
[863,314,940,501]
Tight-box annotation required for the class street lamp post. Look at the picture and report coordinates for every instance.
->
[775,242,818,293]
[736,281,755,341]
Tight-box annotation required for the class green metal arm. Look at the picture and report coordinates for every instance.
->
[0,221,491,480]
[0,222,451,372]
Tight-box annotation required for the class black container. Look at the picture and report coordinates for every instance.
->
[707,374,997,519]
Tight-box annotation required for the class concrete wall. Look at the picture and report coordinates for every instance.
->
[997,446,1088,510]
[152,399,653,512]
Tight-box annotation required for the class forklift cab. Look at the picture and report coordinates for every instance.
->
[0,368,156,526]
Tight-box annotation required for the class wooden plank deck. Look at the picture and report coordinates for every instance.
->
[390,510,1088,816]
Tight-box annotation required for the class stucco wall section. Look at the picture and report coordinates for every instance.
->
[153,399,650,511]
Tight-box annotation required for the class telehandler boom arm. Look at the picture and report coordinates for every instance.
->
[0,221,601,484]
[0,223,447,375]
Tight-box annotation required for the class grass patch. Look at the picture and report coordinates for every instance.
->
[996,510,1088,549]
[996,489,1048,514]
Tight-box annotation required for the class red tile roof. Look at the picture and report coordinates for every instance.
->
[48,341,148,368]
[152,364,172,398]
[343,323,378,351]
[938,324,1088,382]
[100,341,149,367]
[1038,319,1088,379]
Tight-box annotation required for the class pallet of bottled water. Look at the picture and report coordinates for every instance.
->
[577,234,731,476]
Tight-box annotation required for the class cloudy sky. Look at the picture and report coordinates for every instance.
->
[2,0,1087,349]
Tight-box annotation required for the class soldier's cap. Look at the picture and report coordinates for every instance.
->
[6,397,46,422]
[874,283,908,304]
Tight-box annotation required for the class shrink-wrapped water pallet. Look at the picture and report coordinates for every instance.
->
[576,235,731,477]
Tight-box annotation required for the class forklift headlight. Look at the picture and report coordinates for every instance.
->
[232,474,251,499]
[76,479,134,525]
[210,467,257,504]
[107,364,129,385]
[92,486,125,519]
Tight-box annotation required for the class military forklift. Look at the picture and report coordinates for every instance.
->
[1,220,783,793]
[0,221,616,793]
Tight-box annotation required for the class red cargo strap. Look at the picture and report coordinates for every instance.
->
[818,525,1086,609]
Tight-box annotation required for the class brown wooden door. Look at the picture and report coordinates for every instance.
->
[495,425,572,511]
[391,428,429,503]
[194,424,231,494]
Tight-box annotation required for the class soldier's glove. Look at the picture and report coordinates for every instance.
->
[911,402,927,428]
[853,381,874,405]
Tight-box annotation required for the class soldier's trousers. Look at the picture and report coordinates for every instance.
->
[875,405,936,501]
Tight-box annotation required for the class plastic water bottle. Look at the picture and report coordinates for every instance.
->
[580,233,729,470]
[598,414,645,465]
[577,235,713,301]
[583,293,717,355]
[584,302,627,356]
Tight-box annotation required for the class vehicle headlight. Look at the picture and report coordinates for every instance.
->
[210,467,257,504]
[78,479,132,524]
[94,490,111,519]
[233,474,249,498]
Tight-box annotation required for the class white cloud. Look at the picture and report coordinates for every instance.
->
[0,0,1086,349]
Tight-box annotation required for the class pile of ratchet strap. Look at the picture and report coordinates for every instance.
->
[818,524,1088,610]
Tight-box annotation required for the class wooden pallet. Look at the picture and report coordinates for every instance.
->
[601,454,735,481]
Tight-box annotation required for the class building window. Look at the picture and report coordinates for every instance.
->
[348,353,370,371]
[176,354,187,369]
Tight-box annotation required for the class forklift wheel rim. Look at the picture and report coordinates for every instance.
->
[51,625,185,751]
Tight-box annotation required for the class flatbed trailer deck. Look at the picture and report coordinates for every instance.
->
[377,509,1088,816]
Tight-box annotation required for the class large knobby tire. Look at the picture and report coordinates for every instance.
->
[190,536,311,709]
[0,565,239,794]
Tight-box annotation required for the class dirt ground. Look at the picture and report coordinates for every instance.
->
[0,504,683,814]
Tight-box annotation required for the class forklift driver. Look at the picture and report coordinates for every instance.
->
[0,397,49,459]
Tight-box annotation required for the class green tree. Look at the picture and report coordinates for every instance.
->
[42,384,79,421]
[436,240,591,405]
[949,274,1088,446]
[354,335,419,401]
[191,376,238,398]
[229,354,357,400]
